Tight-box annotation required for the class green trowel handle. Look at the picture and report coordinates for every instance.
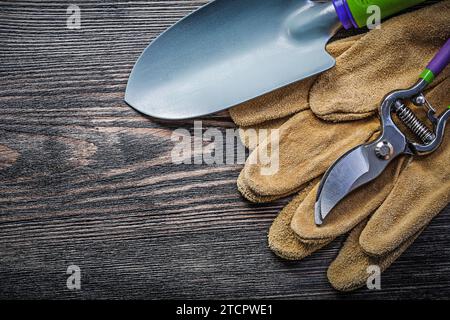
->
[335,0,427,29]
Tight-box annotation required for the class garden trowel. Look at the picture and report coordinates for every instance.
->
[125,0,426,120]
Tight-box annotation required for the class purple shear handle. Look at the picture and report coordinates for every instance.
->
[427,39,450,77]
[332,0,358,29]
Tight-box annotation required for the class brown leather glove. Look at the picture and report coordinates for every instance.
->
[230,2,450,291]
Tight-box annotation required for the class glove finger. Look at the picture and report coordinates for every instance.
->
[239,116,290,150]
[291,156,406,240]
[230,76,315,127]
[360,78,450,256]
[229,36,362,127]
[237,169,296,203]
[268,178,333,260]
[327,219,423,292]
[326,34,365,57]
[310,1,450,121]
[240,110,379,201]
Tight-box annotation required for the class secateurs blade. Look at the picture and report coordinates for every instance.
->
[315,39,450,226]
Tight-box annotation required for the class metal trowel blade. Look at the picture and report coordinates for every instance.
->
[125,0,341,120]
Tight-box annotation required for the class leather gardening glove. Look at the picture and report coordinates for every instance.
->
[229,2,450,291]
[289,80,449,291]
[257,76,449,292]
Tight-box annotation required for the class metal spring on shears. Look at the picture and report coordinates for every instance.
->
[394,101,436,144]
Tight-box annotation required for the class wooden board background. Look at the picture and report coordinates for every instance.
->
[0,0,449,299]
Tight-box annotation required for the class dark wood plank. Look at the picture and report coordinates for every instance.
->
[0,0,449,299]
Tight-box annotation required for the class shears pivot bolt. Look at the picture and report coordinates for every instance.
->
[412,94,426,106]
[375,140,394,160]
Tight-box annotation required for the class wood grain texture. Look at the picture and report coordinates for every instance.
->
[0,0,449,299]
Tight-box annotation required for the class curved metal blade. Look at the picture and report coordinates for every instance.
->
[315,142,393,226]
[125,0,341,120]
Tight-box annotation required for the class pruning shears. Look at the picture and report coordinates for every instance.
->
[315,39,450,226]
